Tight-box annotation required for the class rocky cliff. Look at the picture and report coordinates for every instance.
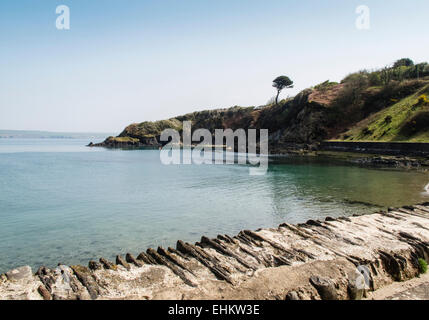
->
[92,61,429,151]
[91,86,338,151]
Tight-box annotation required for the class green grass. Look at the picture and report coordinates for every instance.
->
[108,136,140,143]
[121,119,183,138]
[341,84,429,142]
[418,258,428,274]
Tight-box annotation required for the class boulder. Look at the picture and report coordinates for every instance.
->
[6,266,33,282]
[99,258,117,271]
[126,253,143,267]
[309,276,338,300]
[38,285,52,300]
[116,255,131,270]
[88,260,102,270]
[285,291,300,300]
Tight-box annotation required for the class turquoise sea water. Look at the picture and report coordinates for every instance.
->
[0,138,428,273]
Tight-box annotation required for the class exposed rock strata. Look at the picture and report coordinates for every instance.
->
[1,203,429,300]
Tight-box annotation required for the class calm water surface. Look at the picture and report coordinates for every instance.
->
[0,139,428,273]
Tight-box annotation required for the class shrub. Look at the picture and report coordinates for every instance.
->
[341,71,369,85]
[393,58,414,68]
[418,94,428,104]
[314,80,338,92]
[361,127,373,136]
[384,116,392,124]
[418,258,428,274]
[368,72,382,86]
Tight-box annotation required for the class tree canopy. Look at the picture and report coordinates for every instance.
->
[393,58,414,68]
[273,76,294,90]
[273,76,294,104]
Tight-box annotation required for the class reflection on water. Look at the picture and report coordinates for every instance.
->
[0,139,428,272]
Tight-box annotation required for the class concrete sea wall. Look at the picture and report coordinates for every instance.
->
[320,141,429,157]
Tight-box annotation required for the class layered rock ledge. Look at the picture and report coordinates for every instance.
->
[1,203,429,300]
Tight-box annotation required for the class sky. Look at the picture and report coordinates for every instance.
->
[0,0,428,133]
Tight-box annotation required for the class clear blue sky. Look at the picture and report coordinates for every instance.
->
[0,0,428,132]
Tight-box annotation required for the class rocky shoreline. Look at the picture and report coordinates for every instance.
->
[1,203,429,300]
[88,139,429,170]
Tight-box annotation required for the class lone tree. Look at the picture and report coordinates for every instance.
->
[273,76,294,104]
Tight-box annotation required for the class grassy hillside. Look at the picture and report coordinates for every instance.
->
[338,84,429,142]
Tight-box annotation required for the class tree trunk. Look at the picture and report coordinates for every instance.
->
[275,90,281,105]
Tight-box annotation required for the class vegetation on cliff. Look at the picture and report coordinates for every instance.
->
[340,86,429,142]
[100,58,429,149]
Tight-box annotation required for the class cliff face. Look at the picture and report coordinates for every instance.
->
[93,87,335,151]
[93,66,429,151]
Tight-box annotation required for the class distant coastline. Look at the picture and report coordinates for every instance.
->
[0,130,114,140]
